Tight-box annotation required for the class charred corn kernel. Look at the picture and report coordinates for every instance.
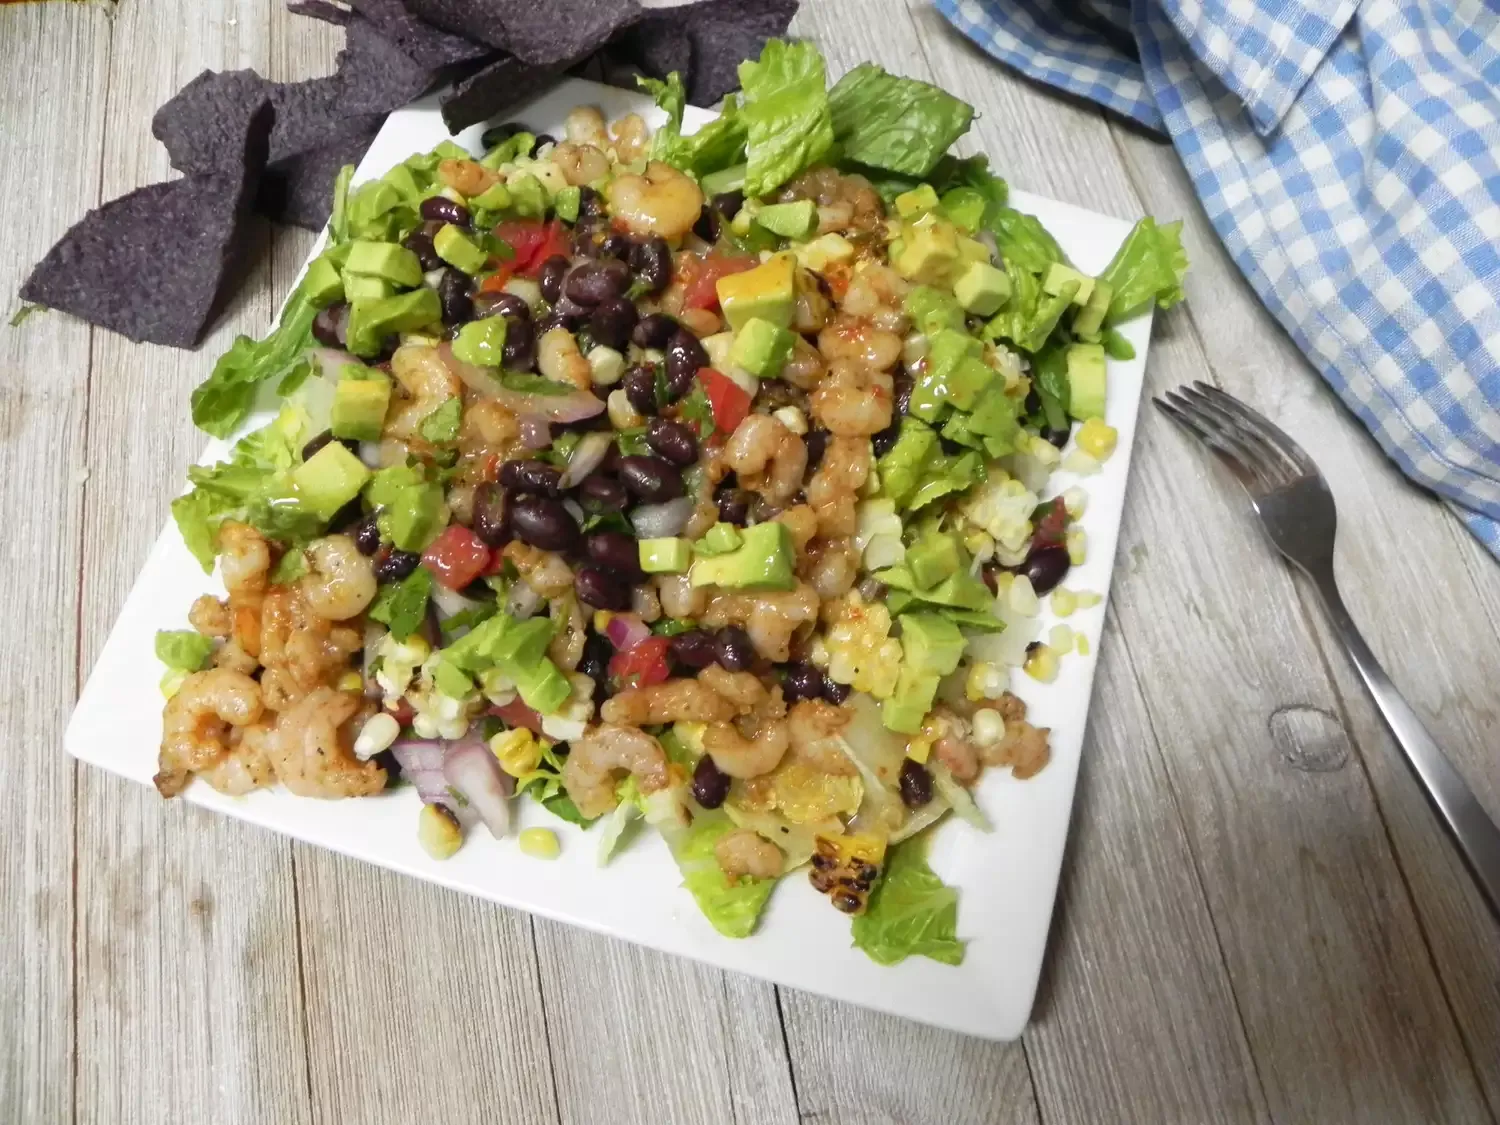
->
[1077,418,1118,461]
[1075,590,1102,609]
[1066,527,1088,566]
[1076,634,1091,656]
[519,827,561,860]
[607,388,644,429]
[588,345,626,386]
[1008,575,1040,617]
[1063,487,1088,519]
[353,712,400,760]
[1061,449,1101,475]
[418,804,463,860]
[490,727,542,777]
[1049,624,1075,652]
[906,736,932,764]
[1051,588,1078,617]
[337,670,364,693]
[1024,643,1060,683]
[972,708,1004,748]
[965,661,1004,702]
[824,592,901,698]
[773,405,808,434]
[809,833,887,915]
[673,721,707,754]
[160,669,188,699]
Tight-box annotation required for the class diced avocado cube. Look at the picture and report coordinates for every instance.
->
[939,410,983,451]
[689,521,795,590]
[346,288,442,357]
[957,238,990,264]
[939,186,988,233]
[368,464,448,551]
[967,383,1023,457]
[343,275,394,303]
[516,660,571,714]
[904,286,966,336]
[1065,342,1108,421]
[451,316,508,368]
[716,253,796,332]
[382,163,423,202]
[907,532,962,591]
[505,173,548,218]
[639,537,692,574]
[343,240,424,289]
[1043,262,1095,307]
[876,417,939,508]
[434,223,490,275]
[907,450,984,511]
[953,260,1012,317]
[756,199,818,240]
[695,522,744,558]
[293,441,371,520]
[432,659,474,699]
[330,372,392,443]
[894,183,940,219]
[729,317,796,379]
[302,254,345,308]
[552,185,581,223]
[469,182,512,211]
[881,667,942,734]
[894,215,960,285]
[1072,279,1113,340]
[899,613,967,675]
[492,617,556,670]
[909,328,992,419]
[700,163,746,196]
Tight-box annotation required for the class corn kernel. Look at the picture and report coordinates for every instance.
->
[1024,643,1060,683]
[607,388,644,429]
[1049,624,1075,652]
[1061,449,1101,475]
[906,737,932,764]
[1077,418,1118,461]
[519,827,561,860]
[1075,590,1102,609]
[964,661,993,702]
[490,727,542,777]
[353,712,400,760]
[417,804,463,860]
[1051,588,1077,617]
[337,670,364,693]
[1066,527,1088,566]
[1076,634,1091,656]
[588,345,626,386]
[593,610,614,634]
[773,406,808,434]
[1063,486,1088,519]
[972,708,1004,748]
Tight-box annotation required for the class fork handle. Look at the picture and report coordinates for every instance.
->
[1310,568,1500,919]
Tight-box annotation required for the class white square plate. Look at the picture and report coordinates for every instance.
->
[67,79,1151,1041]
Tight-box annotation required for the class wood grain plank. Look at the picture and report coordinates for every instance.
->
[1111,127,1500,1112]
[73,2,313,1123]
[535,920,798,1125]
[0,5,111,1123]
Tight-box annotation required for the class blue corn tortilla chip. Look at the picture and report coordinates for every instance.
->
[617,0,798,104]
[341,0,494,70]
[21,100,274,348]
[405,0,643,65]
[439,55,560,133]
[259,117,383,229]
[286,0,352,25]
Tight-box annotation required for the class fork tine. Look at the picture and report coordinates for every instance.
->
[1162,389,1278,494]
[1176,384,1296,489]
[1153,394,1260,494]
[1192,382,1319,478]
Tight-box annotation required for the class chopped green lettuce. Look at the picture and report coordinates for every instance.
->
[154,630,215,673]
[904,286,966,336]
[1102,327,1136,361]
[597,776,645,865]
[738,40,834,198]
[329,164,355,244]
[190,284,319,438]
[1097,216,1187,324]
[851,834,965,966]
[480,131,537,170]
[637,73,751,181]
[983,264,1076,353]
[666,812,777,938]
[171,402,324,570]
[827,64,973,176]
[990,206,1067,276]
[368,565,433,641]
[1029,342,1071,432]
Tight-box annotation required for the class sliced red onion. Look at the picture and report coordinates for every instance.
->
[443,736,514,839]
[357,441,383,469]
[518,415,552,449]
[438,344,605,422]
[605,612,651,651]
[630,496,694,539]
[558,431,613,489]
[390,739,450,808]
[309,344,357,378]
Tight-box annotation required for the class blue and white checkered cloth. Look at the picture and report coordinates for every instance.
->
[939,0,1500,558]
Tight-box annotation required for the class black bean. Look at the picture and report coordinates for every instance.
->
[312,303,347,348]
[893,372,914,417]
[714,626,754,672]
[669,629,718,670]
[600,233,633,261]
[871,423,900,459]
[803,429,829,472]
[1023,386,1043,416]
[301,430,356,460]
[715,485,751,526]
[691,754,731,809]
[646,417,698,466]
[475,291,531,320]
[577,631,613,684]
[327,498,364,535]
[579,473,629,512]
[585,530,643,577]
[564,259,631,306]
[480,122,522,149]
[899,758,933,809]
[437,269,474,325]
[420,196,471,228]
[710,190,744,220]
[589,296,638,351]
[577,185,607,219]
[402,228,443,272]
[664,330,708,400]
[509,494,580,552]
[530,133,556,157]
[781,662,823,703]
[821,675,851,705]
[630,237,671,294]
[631,312,677,349]
[618,455,684,503]
[549,296,591,329]
[374,548,421,583]
[502,316,536,369]
[572,216,611,258]
[1022,545,1071,595]
[353,513,383,555]
[537,255,569,303]
[692,204,720,243]
[471,481,510,548]
[574,564,632,611]
[499,458,562,496]
[622,365,660,416]
[1043,425,1072,449]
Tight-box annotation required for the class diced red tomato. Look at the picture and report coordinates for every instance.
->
[489,697,544,734]
[491,218,570,279]
[609,635,671,690]
[386,698,416,727]
[698,368,752,434]
[1031,497,1069,550]
[421,525,493,590]
[680,253,756,310]
[478,263,518,293]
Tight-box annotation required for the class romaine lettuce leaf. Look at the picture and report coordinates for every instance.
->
[738,40,834,198]
[329,164,354,244]
[154,630,215,673]
[190,285,319,438]
[597,776,645,865]
[851,834,965,966]
[666,812,777,938]
[982,264,1076,354]
[827,64,973,177]
[990,206,1067,276]
[1098,216,1187,324]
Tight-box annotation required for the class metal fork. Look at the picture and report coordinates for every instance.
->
[1155,381,1500,919]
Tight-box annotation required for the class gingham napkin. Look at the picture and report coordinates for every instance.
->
[939,0,1500,558]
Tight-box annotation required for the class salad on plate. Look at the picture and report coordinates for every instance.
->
[152,41,1185,966]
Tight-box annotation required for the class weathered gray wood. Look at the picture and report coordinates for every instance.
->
[1111,126,1500,1113]
[0,5,112,1123]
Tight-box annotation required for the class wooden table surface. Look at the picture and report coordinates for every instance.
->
[4,1,1499,1121]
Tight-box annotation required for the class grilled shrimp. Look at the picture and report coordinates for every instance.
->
[257,586,363,711]
[715,829,784,880]
[608,112,649,162]
[607,161,705,240]
[809,359,894,437]
[504,541,574,597]
[928,707,980,782]
[780,336,827,390]
[723,413,807,506]
[563,105,609,147]
[537,326,594,390]
[200,721,277,796]
[657,573,709,619]
[704,715,790,779]
[786,699,856,776]
[219,521,271,606]
[267,687,387,798]
[772,505,819,553]
[801,537,860,598]
[564,724,671,818]
[386,344,462,441]
[156,668,265,797]
[298,535,377,621]
[601,678,739,725]
[806,436,870,538]
[701,583,821,663]
[551,142,611,187]
[189,594,232,638]
[438,157,500,197]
